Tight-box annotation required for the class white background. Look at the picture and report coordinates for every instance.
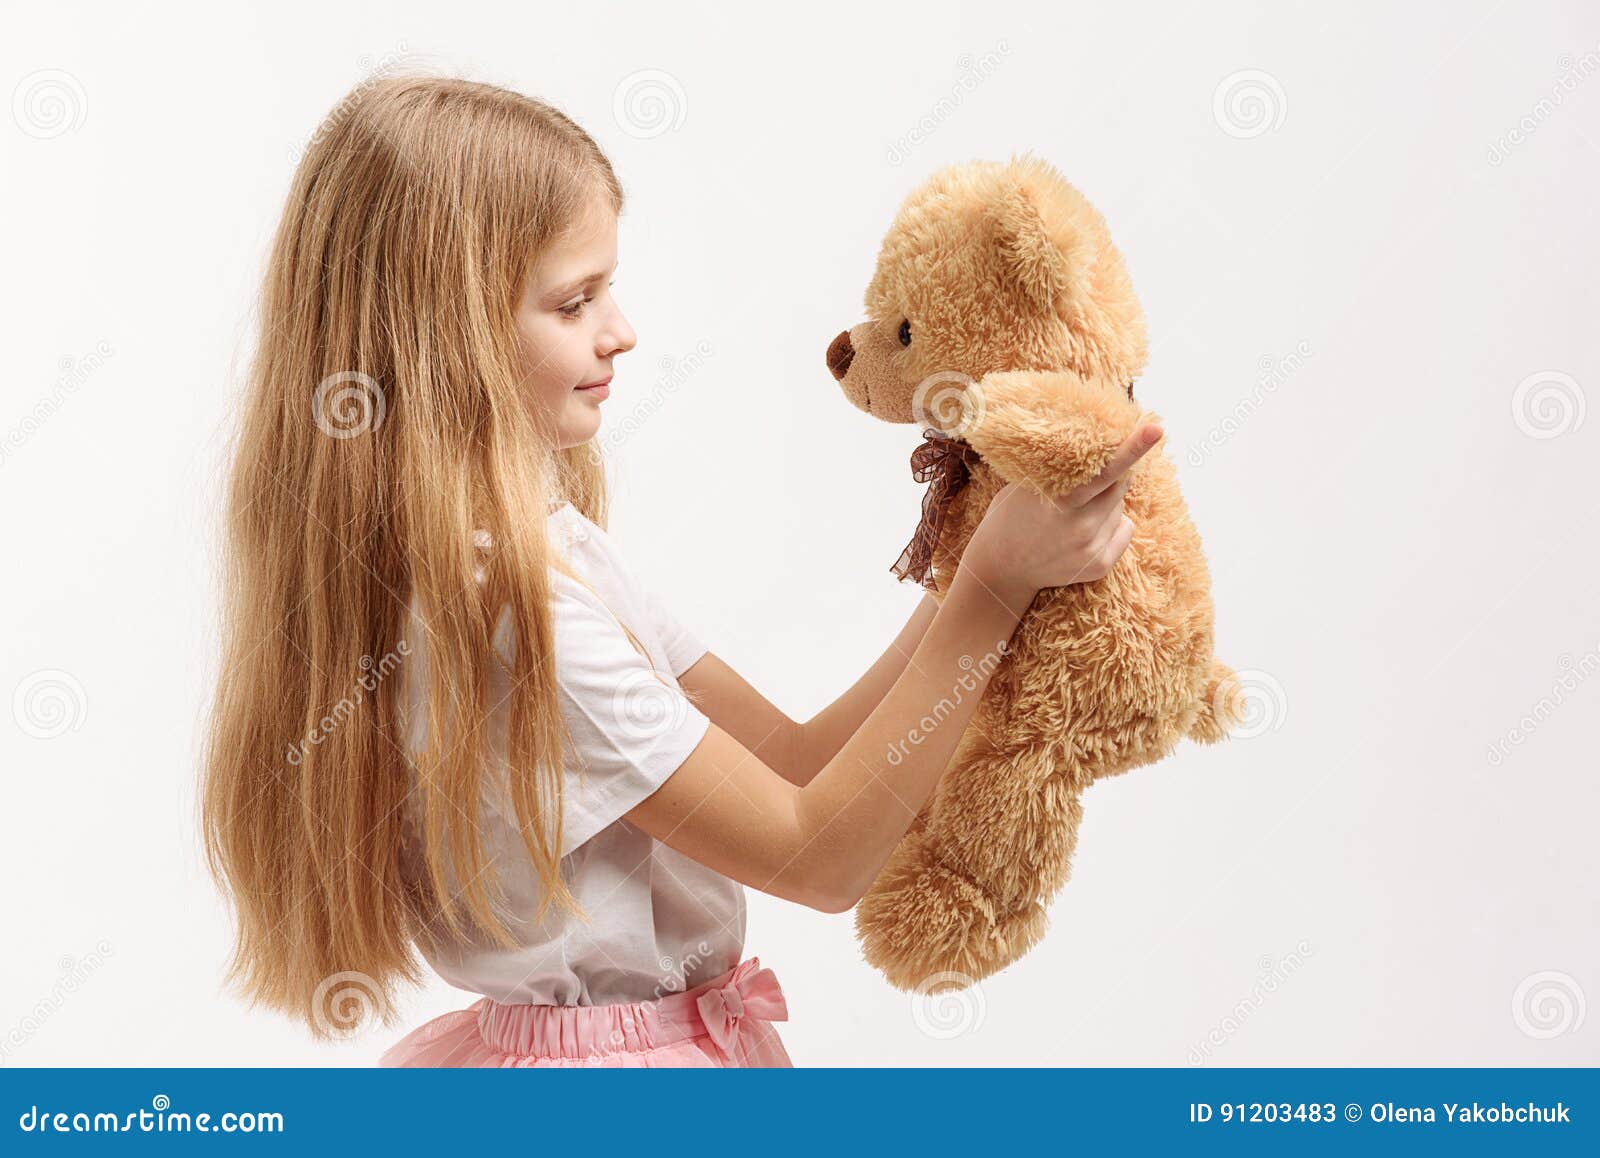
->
[3,0,1596,1066]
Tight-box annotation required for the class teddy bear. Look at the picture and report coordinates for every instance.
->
[824,154,1245,991]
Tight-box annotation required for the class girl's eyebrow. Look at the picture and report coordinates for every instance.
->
[548,262,619,298]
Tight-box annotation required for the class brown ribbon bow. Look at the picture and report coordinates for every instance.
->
[890,428,984,591]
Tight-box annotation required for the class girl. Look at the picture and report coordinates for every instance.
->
[200,74,1158,1068]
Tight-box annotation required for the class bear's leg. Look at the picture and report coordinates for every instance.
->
[854,729,1083,991]
[1187,658,1245,745]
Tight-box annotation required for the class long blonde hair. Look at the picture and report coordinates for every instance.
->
[201,74,634,1036]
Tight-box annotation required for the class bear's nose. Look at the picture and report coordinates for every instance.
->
[826,329,854,381]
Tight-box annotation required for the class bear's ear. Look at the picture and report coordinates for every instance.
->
[988,177,1088,317]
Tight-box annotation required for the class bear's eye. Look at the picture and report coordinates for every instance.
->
[897,319,912,347]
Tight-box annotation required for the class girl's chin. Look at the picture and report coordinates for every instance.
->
[556,415,601,449]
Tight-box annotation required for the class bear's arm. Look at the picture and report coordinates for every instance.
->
[963,369,1161,497]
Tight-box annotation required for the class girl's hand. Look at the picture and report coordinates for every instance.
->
[960,423,1163,605]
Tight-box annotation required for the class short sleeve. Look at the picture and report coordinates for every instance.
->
[632,577,710,678]
[551,578,711,857]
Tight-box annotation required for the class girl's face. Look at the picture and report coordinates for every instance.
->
[516,202,636,449]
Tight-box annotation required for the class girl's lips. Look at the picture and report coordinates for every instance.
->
[576,377,611,400]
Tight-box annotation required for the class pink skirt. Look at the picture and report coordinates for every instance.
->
[380,957,792,1068]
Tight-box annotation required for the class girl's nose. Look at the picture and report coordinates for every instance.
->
[604,308,637,356]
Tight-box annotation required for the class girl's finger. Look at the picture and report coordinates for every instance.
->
[1101,514,1137,563]
[1067,424,1162,508]
[1075,469,1133,525]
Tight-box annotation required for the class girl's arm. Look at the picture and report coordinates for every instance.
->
[626,563,1031,912]
[676,593,940,788]
[624,421,1157,913]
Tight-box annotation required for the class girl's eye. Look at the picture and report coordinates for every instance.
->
[558,281,615,320]
[898,318,912,347]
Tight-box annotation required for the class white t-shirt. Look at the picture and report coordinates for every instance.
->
[396,501,744,1006]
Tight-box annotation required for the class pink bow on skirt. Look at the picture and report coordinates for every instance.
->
[694,957,788,1061]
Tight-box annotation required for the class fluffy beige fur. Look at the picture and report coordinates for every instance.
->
[827,155,1245,990]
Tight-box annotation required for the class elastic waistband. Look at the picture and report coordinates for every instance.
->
[474,956,787,1062]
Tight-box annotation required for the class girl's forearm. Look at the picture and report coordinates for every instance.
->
[776,568,1033,909]
[790,592,941,784]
